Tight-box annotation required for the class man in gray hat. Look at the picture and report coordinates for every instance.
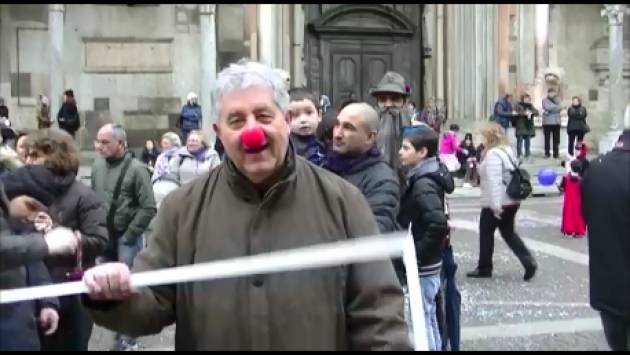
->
[370,71,412,174]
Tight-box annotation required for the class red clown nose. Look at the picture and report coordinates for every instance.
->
[241,127,266,151]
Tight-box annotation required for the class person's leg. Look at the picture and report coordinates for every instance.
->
[543,126,551,157]
[600,311,629,351]
[470,208,497,275]
[113,237,144,350]
[553,125,560,158]
[516,136,523,158]
[497,205,537,280]
[420,275,442,351]
[568,132,576,156]
[524,136,531,158]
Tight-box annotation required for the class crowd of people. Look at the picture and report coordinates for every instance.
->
[0,60,628,351]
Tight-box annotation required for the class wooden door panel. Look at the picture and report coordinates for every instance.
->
[331,52,361,110]
[361,53,392,105]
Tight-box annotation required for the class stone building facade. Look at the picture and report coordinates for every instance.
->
[1,4,627,152]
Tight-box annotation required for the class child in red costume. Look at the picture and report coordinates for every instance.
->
[559,142,589,238]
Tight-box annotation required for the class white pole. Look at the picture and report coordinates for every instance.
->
[1,233,408,304]
[402,230,429,351]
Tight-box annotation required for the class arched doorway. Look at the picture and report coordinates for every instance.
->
[304,4,424,110]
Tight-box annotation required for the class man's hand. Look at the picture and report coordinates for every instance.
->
[44,227,79,255]
[34,212,54,233]
[8,195,47,221]
[39,307,59,335]
[83,263,134,301]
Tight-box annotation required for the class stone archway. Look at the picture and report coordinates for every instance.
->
[304,4,424,110]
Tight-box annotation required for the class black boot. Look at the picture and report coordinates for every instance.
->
[522,256,538,281]
[466,268,492,278]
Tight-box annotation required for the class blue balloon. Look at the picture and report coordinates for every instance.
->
[537,168,557,186]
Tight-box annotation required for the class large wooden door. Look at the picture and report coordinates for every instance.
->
[327,42,393,110]
[305,4,423,110]
[361,51,392,106]
[331,52,361,108]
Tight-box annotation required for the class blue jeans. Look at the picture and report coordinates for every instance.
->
[109,234,143,347]
[117,236,143,269]
[420,274,442,351]
[516,136,531,158]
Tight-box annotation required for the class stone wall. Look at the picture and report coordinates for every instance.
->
[0,4,203,149]
[552,4,630,150]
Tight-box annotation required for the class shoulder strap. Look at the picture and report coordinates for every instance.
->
[106,153,133,232]
[498,147,518,170]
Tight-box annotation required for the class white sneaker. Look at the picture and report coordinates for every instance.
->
[463,182,472,188]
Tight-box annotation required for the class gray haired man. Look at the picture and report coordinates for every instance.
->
[81,61,410,350]
[91,123,156,350]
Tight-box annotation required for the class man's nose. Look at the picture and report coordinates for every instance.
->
[244,115,261,130]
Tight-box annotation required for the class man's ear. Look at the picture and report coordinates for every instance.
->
[366,130,377,146]
[213,123,220,138]
[419,146,429,160]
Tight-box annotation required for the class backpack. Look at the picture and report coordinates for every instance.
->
[498,148,532,200]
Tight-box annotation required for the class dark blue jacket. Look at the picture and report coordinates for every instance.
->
[324,146,400,233]
[0,261,59,350]
[180,104,202,131]
[494,97,513,125]
[290,133,325,167]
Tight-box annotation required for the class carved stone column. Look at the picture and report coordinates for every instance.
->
[49,4,65,120]
[199,4,217,141]
[599,4,628,153]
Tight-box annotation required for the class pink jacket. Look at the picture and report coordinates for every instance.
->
[439,132,460,155]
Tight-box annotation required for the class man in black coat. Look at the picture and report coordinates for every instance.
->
[323,102,400,233]
[581,129,630,351]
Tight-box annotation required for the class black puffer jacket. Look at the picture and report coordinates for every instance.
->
[46,179,108,281]
[397,157,454,277]
[3,165,108,280]
[581,130,630,318]
[567,105,588,134]
[0,184,58,351]
[325,149,401,233]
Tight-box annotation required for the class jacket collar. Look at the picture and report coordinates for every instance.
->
[613,129,630,151]
[406,156,439,181]
[222,140,297,204]
[324,144,382,175]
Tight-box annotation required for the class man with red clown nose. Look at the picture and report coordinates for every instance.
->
[81,59,411,351]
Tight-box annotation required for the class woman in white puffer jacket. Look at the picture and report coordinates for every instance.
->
[466,122,538,281]
[168,130,221,186]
